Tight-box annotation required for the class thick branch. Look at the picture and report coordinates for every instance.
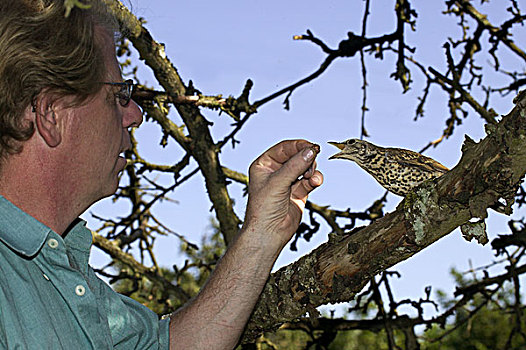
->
[104,0,241,244]
[241,93,526,342]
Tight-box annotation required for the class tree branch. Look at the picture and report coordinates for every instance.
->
[240,93,526,342]
[103,0,242,245]
[92,231,190,302]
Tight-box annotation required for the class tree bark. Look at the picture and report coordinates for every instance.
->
[103,0,242,245]
[241,92,526,342]
[101,0,526,343]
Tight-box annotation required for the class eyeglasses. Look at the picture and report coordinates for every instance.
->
[103,79,134,107]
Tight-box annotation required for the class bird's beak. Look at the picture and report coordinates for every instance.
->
[328,141,345,160]
[328,141,345,150]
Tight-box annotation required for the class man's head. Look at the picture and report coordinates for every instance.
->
[0,0,117,160]
[0,0,143,223]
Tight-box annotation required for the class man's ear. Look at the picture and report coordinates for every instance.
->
[32,93,62,148]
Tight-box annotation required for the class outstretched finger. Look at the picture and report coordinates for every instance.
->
[270,144,320,190]
[251,139,314,174]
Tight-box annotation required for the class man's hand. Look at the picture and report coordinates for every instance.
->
[243,139,323,250]
[170,140,323,350]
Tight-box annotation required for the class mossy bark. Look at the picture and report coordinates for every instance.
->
[241,93,526,342]
[101,0,526,343]
[104,0,241,245]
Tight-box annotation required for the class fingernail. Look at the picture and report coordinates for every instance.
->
[303,147,314,162]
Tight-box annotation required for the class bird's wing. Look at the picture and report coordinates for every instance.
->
[385,149,449,174]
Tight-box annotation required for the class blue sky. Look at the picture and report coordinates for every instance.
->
[87,0,524,314]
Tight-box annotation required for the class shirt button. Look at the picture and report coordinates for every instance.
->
[47,239,59,249]
[75,285,86,296]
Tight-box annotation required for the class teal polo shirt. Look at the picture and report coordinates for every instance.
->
[0,196,170,349]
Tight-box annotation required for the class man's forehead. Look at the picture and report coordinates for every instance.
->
[95,26,123,80]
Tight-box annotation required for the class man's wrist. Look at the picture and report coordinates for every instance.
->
[236,223,286,266]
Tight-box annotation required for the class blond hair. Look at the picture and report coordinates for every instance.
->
[0,0,117,158]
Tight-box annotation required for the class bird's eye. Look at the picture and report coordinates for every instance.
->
[347,139,356,145]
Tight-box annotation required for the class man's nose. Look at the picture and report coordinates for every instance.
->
[123,100,143,128]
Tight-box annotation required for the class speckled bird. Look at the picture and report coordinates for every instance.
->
[328,139,449,196]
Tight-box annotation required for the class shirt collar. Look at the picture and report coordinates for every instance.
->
[63,218,93,254]
[0,196,52,257]
[0,196,92,257]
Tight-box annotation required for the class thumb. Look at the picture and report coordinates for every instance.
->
[272,145,319,189]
